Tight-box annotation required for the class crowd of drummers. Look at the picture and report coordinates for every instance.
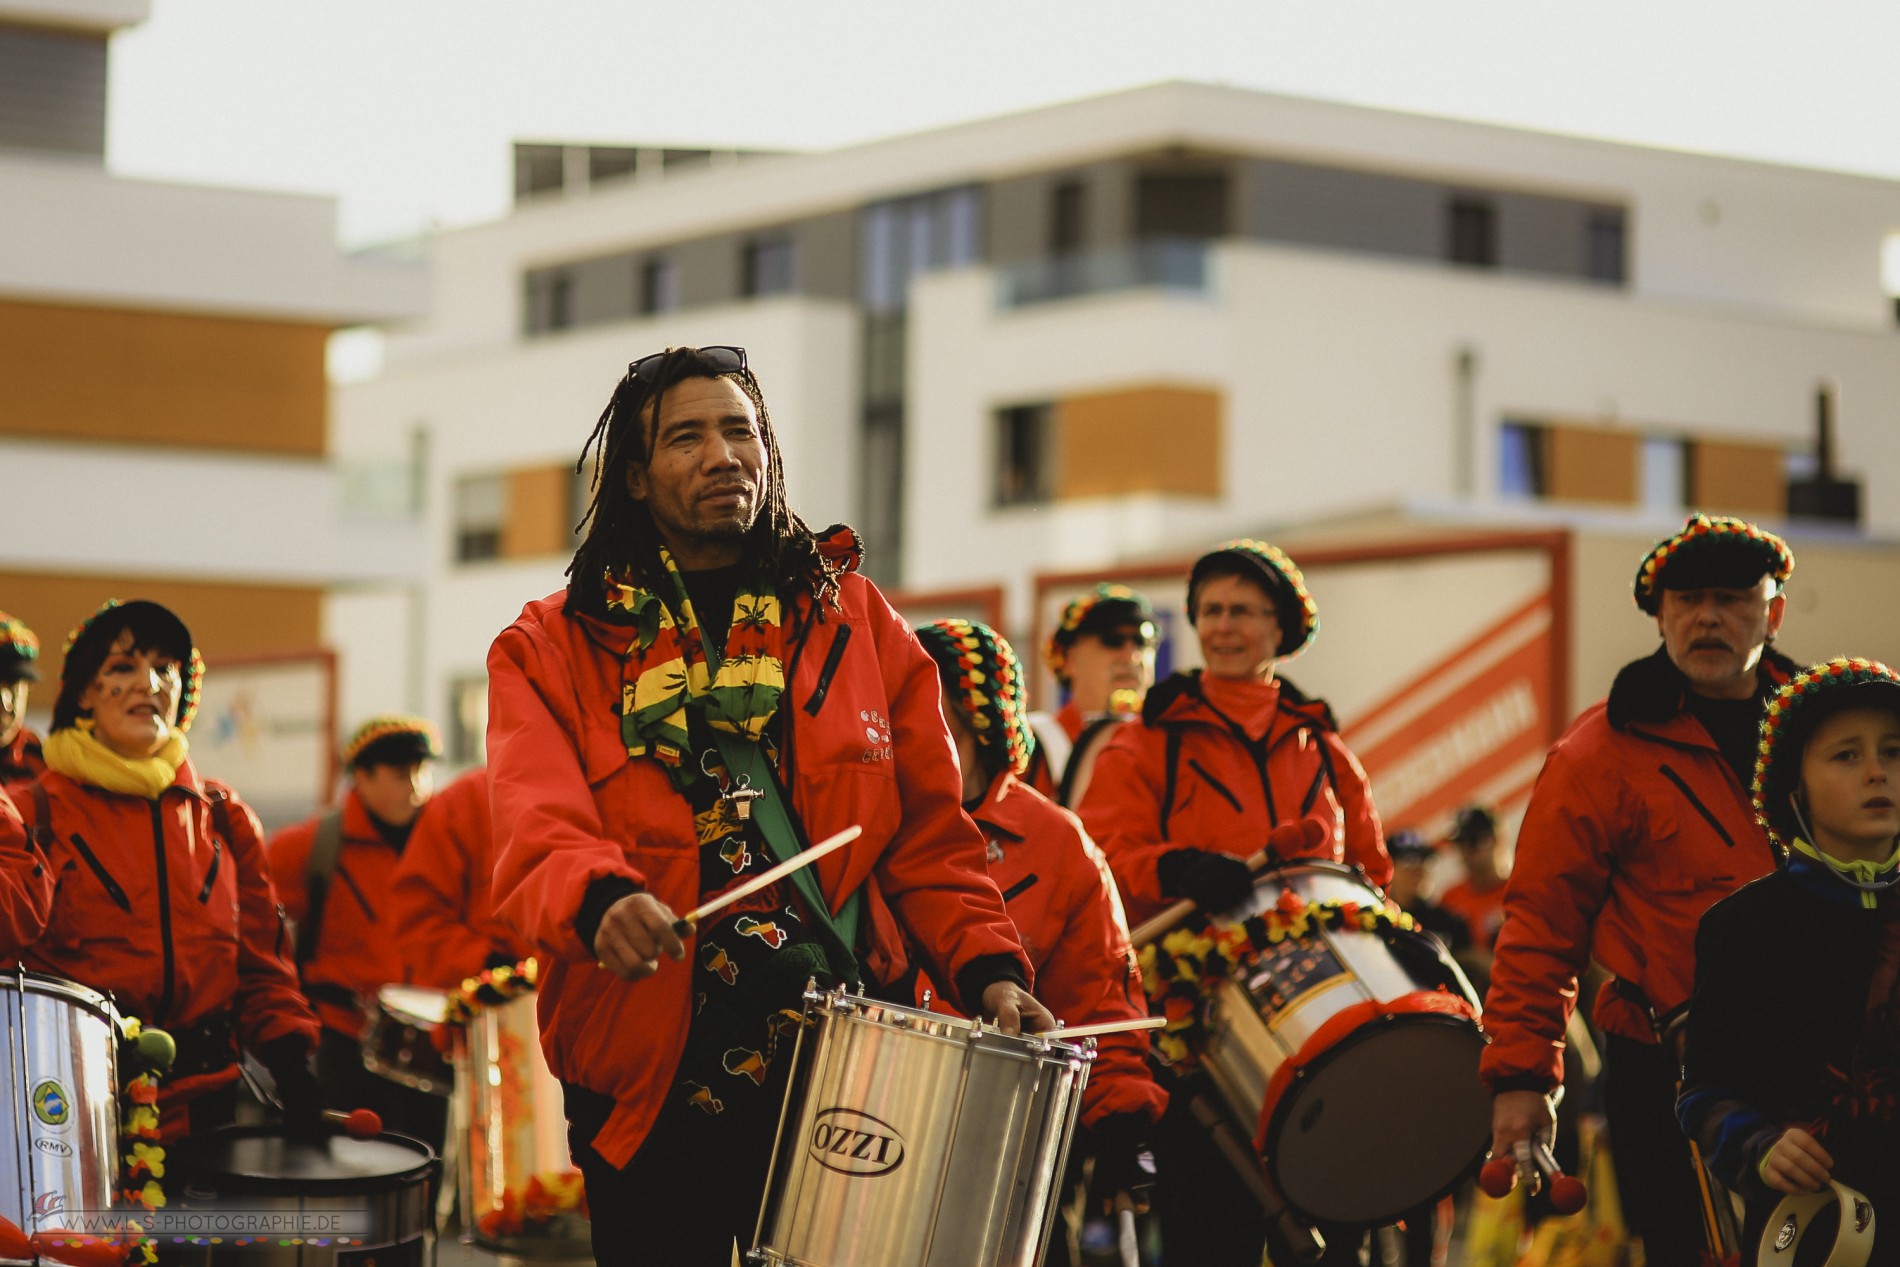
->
[2,342,1897,1267]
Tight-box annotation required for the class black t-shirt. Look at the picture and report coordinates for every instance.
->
[1684,688,1768,787]
[679,563,746,656]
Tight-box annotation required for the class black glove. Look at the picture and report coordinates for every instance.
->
[257,1035,325,1143]
[1158,849,1254,914]
[1089,1112,1158,1213]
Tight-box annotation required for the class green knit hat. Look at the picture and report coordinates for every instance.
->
[918,619,1033,777]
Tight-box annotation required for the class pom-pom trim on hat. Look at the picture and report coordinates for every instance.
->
[920,618,1033,776]
[1751,656,1900,850]
[1632,513,1794,615]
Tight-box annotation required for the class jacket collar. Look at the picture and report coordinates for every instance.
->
[1141,670,1339,734]
[969,771,1042,843]
[1605,644,1798,733]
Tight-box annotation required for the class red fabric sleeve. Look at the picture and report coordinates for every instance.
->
[392,770,514,988]
[218,786,320,1051]
[266,817,314,926]
[1076,726,1177,919]
[1035,817,1168,1127]
[1479,752,1616,1093]
[0,788,53,957]
[862,593,1032,1010]
[1326,733,1390,889]
[487,620,649,964]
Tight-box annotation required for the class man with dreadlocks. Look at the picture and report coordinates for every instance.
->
[918,618,1167,1267]
[486,345,1050,1266]
[1485,514,1798,1267]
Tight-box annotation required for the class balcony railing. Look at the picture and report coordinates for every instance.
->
[997,237,1212,308]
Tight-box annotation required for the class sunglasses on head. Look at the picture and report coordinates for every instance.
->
[628,344,748,387]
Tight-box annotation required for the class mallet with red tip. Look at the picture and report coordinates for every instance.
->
[1479,1139,1587,1215]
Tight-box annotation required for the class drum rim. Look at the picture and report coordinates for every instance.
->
[170,1124,441,1194]
[375,983,452,1026]
[4,968,121,1022]
[818,993,1091,1060]
[1262,1010,1489,1222]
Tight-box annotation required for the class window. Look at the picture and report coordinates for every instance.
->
[1641,436,1688,514]
[742,236,798,297]
[1135,171,1230,240]
[1497,422,1548,498]
[513,144,565,200]
[448,675,489,766]
[453,474,505,563]
[1051,180,1087,254]
[1586,211,1627,284]
[858,186,985,313]
[640,256,680,315]
[588,146,639,185]
[995,404,1055,506]
[1447,198,1498,267]
[523,267,575,335]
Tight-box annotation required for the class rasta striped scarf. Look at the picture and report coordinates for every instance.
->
[607,548,786,792]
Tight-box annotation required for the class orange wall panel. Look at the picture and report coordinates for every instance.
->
[0,298,329,456]
[0,572,322,693]
[1689,439,1787,518]
[502,464,574,559]
[1056,385,1222,500]
[1546,423,1638,505]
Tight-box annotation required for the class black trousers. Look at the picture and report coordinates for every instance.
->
[1601,1033,1708,1267]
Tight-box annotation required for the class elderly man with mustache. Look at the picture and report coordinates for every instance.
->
[1483,514,1799,1267]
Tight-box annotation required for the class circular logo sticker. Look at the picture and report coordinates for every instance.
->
[30,1080,70,1128]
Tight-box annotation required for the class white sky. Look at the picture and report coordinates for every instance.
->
[106,0,1900,249]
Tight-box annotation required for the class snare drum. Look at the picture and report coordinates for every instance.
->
[456,990,589,1260]
[751,987,1093,1267]
[363,985,453,1097]
[1198,863,1490,1226]
[0,970,122,1239]
[168,1124,438,1266]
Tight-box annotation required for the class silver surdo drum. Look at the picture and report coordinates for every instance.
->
[750,986,1093,1267]
[168,1125,439,1265]
[1198,863,1490,1226]
[0,971,122,1243]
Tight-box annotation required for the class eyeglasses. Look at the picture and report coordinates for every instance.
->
[1090,628,1156,651]
[1195,602,1277,624]
[628,344,748,387]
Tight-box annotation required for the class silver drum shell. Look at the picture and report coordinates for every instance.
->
[0,970,121,1239]
[753,992,1092,1267]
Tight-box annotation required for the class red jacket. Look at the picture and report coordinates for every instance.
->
[967,772,1167,1128]
[487,576,1031,1168]
[1079,672,1389,925]
[0,762,318,1130]
[390,767,526,988]
[0,729,44,795]
[1480,648,1790,1093]
[268,788,412,1035]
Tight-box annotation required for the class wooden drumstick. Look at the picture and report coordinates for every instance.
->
[671,825,862,935]
[1130,846,1271,945]
[1047,1015,1167,1040]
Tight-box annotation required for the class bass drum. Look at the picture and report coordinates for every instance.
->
[0,970,122,1243]
[1199,862,1490,1227]
[751,987,1093,1267]
[168,1124,438,1266]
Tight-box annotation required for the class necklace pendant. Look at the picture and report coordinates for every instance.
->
[726,778,763,822]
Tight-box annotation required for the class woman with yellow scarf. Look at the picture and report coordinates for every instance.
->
[0,599,321,1141]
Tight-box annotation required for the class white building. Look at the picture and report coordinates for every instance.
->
[334,81,1900,777]
[0,0,426,819]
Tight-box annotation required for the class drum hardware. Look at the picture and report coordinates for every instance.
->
[363,986,454,1097]
[671,824,862,936]
[749,982,1093,1266]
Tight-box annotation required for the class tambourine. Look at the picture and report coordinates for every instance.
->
[1759,1182,1875,1267]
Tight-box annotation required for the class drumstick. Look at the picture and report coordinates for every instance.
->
[1130,847,1270,945]
[1047,1015,1167,1040]
[671,825,862,935]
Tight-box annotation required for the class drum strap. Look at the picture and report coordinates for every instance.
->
[1058,716,1121,808]
[295,810,346,969]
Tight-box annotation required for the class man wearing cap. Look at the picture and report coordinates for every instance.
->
[1484,514,1798,1267]
[0,612,44,795]
[268,715,442,1140]
[1439,805,1509,953]
[485,346,1047,1265]
[1028,584,1158,804]
[1079,538,1387,1267]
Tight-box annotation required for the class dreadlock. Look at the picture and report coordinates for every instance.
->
[564,346,835,616]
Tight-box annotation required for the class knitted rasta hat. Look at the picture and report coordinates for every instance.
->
[53,600,205,733]
[344,715,443,770]
[1186,539,1319,659]
[1632,514,1794,616]
[917,619,1034,777]
[1044,584,1156,686]
[0,611,39,683]
[1753,657,1900,851]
